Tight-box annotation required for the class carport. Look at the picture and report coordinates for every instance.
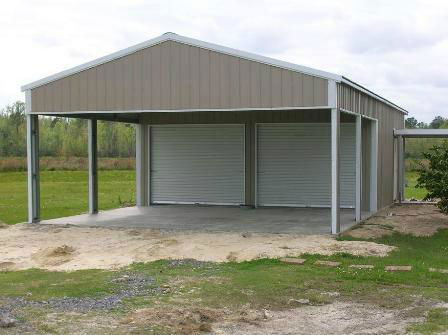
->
[22,33,407,234]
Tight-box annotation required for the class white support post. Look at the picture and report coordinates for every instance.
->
[397,135,403,204]
[331,108,341,234]
[401,137,406,202]
[27,111,40,223]
[88,119,98,214]
[370,120,378,212]
[136,123,150,206]
[355,115,362,222]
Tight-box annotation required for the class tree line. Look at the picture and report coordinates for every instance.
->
[0,101,135,158]
[0,101,446,160]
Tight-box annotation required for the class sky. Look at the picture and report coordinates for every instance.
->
[1,0,447,122]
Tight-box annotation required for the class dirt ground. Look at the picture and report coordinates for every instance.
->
[343,204,448,239]
[0,223,394,271]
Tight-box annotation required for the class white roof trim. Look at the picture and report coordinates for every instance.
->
[394,128,448,137]
[21,32,407,114]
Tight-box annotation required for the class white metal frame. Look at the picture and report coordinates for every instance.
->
[355,114,362,222]
[148,123,246,206]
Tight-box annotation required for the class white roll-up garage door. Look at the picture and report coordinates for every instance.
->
[257,123,355,208]
[150,125,245,205]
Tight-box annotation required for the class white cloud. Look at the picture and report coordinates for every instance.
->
[1,0,447,122]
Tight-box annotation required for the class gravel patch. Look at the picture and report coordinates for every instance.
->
[0,272,156,318]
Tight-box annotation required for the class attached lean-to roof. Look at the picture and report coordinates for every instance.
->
[21,32,407,114]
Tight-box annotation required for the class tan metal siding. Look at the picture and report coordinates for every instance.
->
[31,41,328,113]
[337,83,404,209]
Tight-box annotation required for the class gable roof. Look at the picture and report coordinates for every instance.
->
[21,32,407,114]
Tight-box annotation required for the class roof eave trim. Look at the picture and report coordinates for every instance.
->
[21,32,342,92]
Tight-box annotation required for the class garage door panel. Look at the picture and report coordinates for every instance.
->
[151,125,245,205]
[257,123,355,207]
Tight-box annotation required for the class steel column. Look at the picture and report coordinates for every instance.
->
[88,119,98,214]
[331,108,341,234]
[136,124,150,206]
[27,113,40,223]
[355,115,362,222]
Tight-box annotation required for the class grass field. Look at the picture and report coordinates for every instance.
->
[0,170,135,224]
[406,171,428,200]
[0,169,426,224]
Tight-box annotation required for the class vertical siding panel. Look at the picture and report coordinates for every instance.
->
[87,68,97,111]
[104,61,115,110]
[79,71,88,111]
[61,78,70,112]
[239,59,251,108]
[229,56,240,108]
[44,83,53,112]
[151,44,162,109]
[313,77,327,106]
[114,58,125,110]
[199,48,210,108]
[133,51,143,110]
[303,74,314,106]
[219,54,230,108]
[142,48,152,109]
[292,72,304,107]
[123,52,133,110]
[170,43,181,109]
[160,41,171,109]
[69,75,80,111]
[96,65,106,110]
[179,43,190,108]
[281,69,292,106]
[260,65,271,108]
[53,80,62,112]
[209,51,221,108]
[189,45,200,109]
[249,62,261,108]
[271,67,281,107]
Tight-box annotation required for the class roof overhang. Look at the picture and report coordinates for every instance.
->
[21,32,408,114]
[394,129,448,138]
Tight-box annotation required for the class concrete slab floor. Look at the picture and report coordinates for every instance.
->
[40,205,361,234]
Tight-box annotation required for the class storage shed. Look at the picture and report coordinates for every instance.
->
[21,32,407,234]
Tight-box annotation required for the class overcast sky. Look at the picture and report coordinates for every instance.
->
[2,0,447,122]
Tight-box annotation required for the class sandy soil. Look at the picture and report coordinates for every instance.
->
[212,302,425,335]
[343,204,448,239]
[0,223,394,271]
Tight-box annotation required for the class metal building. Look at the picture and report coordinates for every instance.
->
[21,32,407,234]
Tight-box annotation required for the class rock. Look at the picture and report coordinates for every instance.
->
[322,292,340,297]
[289,298,310,305]
[429,268,448,274]
[0,314,16,328]
[314,260,341,267]
[385,265,412,272]
[280,258,306,265]
[262,309,271,319]
[349,264,374,269]
[241,232,252,238]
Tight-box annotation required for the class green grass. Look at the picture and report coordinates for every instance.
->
[406,171,428,200]
[408,308,448,334]
[0,170,135,224]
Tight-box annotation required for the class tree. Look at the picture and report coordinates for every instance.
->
[430,116,447,129]
[405,117,418,129]
[416,142,448,214]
